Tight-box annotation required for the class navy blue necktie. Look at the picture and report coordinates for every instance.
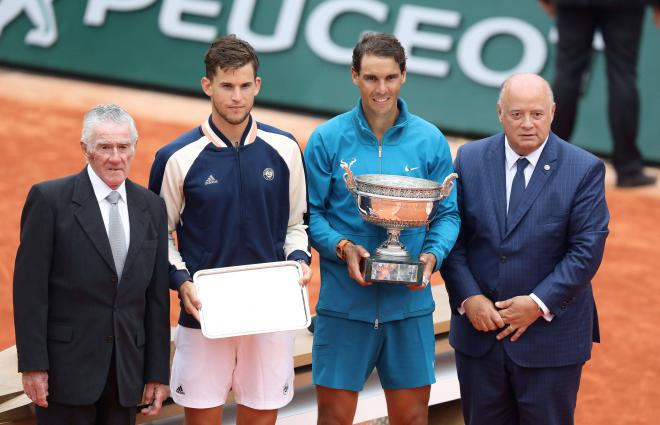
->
[507,157,529,230]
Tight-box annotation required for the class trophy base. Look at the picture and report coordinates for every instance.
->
[361,256,424,285]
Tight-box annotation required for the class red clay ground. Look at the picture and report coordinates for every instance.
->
[2,70,660,424]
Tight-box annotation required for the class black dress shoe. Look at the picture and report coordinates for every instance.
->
[616,171,657,188]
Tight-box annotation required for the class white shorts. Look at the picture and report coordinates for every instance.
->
[170,326,296,410]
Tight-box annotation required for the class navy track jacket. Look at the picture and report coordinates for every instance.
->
[149,115,310,328]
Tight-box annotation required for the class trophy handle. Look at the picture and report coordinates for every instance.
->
[355,193,370,216]
[341,162,356,191]
[440,173,459,198]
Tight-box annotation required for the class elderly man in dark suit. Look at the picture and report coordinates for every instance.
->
[441,74,609,425]
[13,104,170,425]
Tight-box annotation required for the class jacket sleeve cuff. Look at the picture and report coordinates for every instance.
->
[287,250,311,264]
[170,268,192,291]
[423,248,443,273]
[453,289,482,312]
[530,293,555,322]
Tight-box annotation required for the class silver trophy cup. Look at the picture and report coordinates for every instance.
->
[341,163,457,285]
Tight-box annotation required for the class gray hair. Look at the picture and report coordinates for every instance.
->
[497,74,554,106]
[81,104,138,152]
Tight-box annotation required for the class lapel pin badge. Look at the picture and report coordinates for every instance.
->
[543,164,551,171]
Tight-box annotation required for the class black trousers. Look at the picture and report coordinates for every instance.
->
[552,5,646,176]
[35,354,136,425]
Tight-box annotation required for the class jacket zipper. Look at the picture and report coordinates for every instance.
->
[375,134,383,327]
[235,146,242,258]
[378,139,383,174]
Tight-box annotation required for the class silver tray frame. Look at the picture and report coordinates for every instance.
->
[193,261,311,339]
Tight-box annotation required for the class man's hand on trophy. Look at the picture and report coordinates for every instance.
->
[344,242,372,286]
[409,253,436,291]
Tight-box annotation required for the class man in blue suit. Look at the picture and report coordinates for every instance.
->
[441,73,609,425]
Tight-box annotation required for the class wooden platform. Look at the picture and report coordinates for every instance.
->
[0,285,457,424]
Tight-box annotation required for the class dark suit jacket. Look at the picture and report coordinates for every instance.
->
[13,169,170,407]
[441,133,609,368]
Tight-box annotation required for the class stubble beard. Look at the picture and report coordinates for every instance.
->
[214,102,253,126]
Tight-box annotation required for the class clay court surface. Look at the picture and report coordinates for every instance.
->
[1,69,660,424]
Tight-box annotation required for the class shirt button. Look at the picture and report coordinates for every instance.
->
[500,255,507,262]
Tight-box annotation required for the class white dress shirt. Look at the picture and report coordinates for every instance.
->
[459,137,554,322]
[87,165,130,245]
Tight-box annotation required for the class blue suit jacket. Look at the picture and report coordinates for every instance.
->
[441,133,609,368]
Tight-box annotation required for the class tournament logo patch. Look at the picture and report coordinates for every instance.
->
[263,168,275,181]
[282,382,289,396]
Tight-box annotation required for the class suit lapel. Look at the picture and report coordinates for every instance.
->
[73,169,116,273]
[504,134,559,239]
[485,135,507,240]
[122,180,148,278]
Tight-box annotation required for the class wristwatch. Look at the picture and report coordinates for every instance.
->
[335,239,353,262]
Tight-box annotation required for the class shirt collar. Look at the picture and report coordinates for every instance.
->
[504,135,548,171]
[87,165,127,203]
[202,114,258,148]
[354,97,411,134]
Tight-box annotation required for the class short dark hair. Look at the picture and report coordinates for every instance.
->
[204,34,260,79]
[352,33,406,74]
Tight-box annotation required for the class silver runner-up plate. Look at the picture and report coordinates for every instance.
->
[193,261,311,339]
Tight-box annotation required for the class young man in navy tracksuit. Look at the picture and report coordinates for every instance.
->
[149,35,311,425]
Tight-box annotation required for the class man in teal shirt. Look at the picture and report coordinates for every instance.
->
[304,33,460,424]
